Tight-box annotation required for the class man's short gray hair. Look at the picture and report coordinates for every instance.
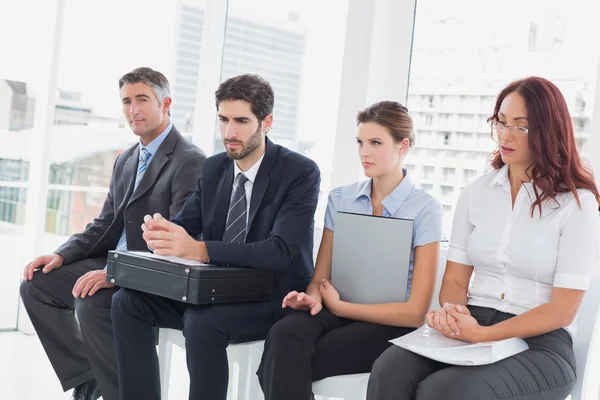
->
[118,67,171,103]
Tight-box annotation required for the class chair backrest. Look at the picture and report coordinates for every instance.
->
[398,239,599,399]
[430,243,449,311]
[570,273,600,400]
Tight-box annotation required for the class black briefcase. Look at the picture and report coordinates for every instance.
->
[106,251,274,305]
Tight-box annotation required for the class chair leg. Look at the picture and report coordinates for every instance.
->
[227,342,264,400]
[248,344,265,400]
[237,347,254,400]
[158,334,263,400]
[226,359,238,400]
[358,378,369,400]
[158,332,173,400]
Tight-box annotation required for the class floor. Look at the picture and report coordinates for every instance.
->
[3,329,595,400]
[0,331,69,400]
[0,331,191,400]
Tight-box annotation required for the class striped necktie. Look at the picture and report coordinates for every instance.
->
[115,147,151,251]
[222,173,249,243]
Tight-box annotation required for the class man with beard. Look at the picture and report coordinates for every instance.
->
[110,74,321,400]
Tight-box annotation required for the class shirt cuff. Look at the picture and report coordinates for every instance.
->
[553,273,591,291]
[447,247,471,266]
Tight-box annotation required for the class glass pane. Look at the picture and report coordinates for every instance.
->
[217,0,349,226]
[47,0,184,235]
[0,186,27,228]
[50,0,180,189]
[48,139,132,188]
[0,185,27,329]
[0,158,29,184]
[0,0,56,185]
[45,189,108,236]
[409,0,600,237]
[170,2,205,132]
[0,0,61,329]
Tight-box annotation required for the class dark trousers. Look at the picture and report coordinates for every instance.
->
[110,288,276,400]
[257,309,414,400]
[367,305,577,400]
[19,257,120,400]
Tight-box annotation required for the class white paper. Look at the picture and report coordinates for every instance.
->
[126,251,213,267]
[390,325,529,366]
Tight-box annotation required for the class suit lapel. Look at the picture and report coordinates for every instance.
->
[247,138,276,232]
[128,127,180,206]
[213,162,234,240]
[120,147,138,210]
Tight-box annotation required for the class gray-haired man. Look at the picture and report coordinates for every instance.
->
[20,67,207,400]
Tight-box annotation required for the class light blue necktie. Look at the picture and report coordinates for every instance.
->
[115,147,151,251]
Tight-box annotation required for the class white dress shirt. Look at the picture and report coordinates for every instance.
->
[447,164,600,338]
[232,153,265,225]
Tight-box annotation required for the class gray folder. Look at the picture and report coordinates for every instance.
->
[331,211,413,304]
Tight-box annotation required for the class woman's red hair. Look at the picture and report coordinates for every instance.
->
[488,76,600,215]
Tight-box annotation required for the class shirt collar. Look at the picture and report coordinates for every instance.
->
[492,164,533,192]
[140,121,173,156]
[353,168,415,215]
[233,152,265,184]
[492,164,510,187]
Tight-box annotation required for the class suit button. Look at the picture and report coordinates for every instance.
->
[127,220,133,224]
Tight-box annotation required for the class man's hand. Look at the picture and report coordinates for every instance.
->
[142,213,208,261]
[72,270,115,298]
[282,291,323,316]
[23,254,65,281]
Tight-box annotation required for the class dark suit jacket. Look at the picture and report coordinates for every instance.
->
[172,137,320,311]
[56,126,207,264]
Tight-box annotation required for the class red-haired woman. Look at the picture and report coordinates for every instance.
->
[367,76,600,400]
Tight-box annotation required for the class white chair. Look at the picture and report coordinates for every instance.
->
[158,328,262,400]
[308,243,450,400]
[567,272,600,400]
[312,373,370,400]
[159,245,600,400]
[158,227,324,399]
[310,261,600,400]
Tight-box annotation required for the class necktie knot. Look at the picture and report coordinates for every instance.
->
[139,147,150,164]
[235,173,249,187]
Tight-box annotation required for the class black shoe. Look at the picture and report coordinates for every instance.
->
[71,379,101,400]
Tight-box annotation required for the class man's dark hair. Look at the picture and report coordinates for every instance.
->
[215,74,274,121]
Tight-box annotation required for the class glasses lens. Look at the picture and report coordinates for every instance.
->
[515,127,527,136]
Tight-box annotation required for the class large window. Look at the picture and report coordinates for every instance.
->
[0,0,60,329]
[1,0,599,335]
[0,0,349,331]
[218,0,348,226]
[406,0,600,237]
[46,0,181,237]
